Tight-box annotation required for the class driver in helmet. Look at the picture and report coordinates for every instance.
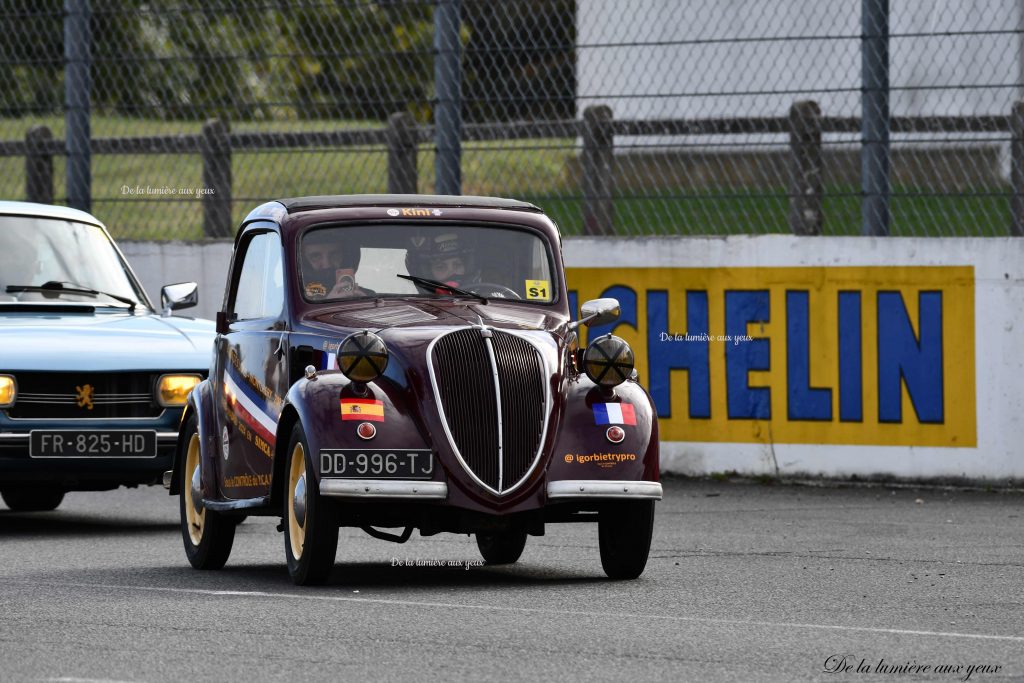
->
[301,231,371,299]
[405,231,480,294]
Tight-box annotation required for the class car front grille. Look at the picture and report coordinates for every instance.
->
[5,372,163,419]
[430,328,547,494]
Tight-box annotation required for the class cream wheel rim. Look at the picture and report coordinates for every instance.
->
[184,433,205,546]
[288,441,307,560]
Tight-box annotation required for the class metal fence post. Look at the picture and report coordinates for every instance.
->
[1012,101,1024,236]
[582,105,614,235]
[387,112,419,195]
[25,125,54,205]
[789,100,823,235]
[433,0,462,195]
[64,0,91,212]
[862,0,891,236]
[201,118,232,238]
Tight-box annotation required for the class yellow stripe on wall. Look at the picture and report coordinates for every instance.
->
[567,266,976,447]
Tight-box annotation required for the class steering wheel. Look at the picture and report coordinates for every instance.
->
[463,282,522,300]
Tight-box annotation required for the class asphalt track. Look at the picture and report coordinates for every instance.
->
[1,477,1022,682]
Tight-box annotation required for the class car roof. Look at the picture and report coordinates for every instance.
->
[0,201,106,228]
[277,194,542,214]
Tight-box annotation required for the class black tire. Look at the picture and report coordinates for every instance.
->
[179,415,235,570]
[1,488,64,512]
[284,423,338,585]
[598,500,655,580]
[476,530,527,564]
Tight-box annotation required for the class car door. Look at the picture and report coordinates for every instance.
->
[214,227,288,501]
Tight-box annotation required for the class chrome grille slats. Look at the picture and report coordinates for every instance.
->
[432,329,500,489]
[429,327,548,495]
[491,332,545,488]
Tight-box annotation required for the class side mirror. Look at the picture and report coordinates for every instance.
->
[161,282,198,317]
[569,298,620,331]
[216,311,230,335]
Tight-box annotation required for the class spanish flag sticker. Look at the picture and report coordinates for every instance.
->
[340,398,385,422]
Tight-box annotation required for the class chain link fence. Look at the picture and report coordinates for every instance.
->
[0,0,1021,238]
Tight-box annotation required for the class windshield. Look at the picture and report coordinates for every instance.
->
[0,216,145,306]
[298,224,556,304]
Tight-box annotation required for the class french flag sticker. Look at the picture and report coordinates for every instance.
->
[593,403,636,425]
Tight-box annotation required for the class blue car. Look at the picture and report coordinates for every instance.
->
[0,202,215,511]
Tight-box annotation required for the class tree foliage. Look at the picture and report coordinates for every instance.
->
[0,1,575,122]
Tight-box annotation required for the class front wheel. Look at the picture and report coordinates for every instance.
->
[1,488,64,512]
[179,416,235,569]
[284,423,338,585]
[598,500,655,580]
[476,530,527,564]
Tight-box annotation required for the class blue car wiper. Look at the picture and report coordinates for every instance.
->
[6,281,138,311]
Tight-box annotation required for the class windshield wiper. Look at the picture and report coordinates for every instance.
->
[396,274,486,302]
[6,281,138,312]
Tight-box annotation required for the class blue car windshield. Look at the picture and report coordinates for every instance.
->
[0,216,143,306]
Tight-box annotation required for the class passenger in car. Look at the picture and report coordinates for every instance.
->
[301,231,371,299]
[405,232,481,292]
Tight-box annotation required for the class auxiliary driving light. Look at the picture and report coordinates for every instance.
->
[339,331,389,383]
[156,374,202,407]
[0,375,16,407]
[583,335,634,388]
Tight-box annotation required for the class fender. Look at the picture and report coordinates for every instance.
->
[546,377,660,484]
[169,380,219,498]
[268,379,318,507]
[273,373,433,493]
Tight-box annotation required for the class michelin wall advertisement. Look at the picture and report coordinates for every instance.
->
[566,235,1019,483]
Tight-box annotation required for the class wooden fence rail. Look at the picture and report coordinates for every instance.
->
[4,102,1023,237]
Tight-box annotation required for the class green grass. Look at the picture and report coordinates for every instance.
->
[532,189,1012,237]
[0,115,1014,239]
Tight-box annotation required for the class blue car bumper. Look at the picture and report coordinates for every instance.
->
[0,409,183,491]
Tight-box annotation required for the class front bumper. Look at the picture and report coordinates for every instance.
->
[316,478,663,502]
[547,480,663,500]
[0,425,182,490]
[319,479,449,500]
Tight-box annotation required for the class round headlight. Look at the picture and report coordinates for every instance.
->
[338,331,389,383]
[583,334,634,388]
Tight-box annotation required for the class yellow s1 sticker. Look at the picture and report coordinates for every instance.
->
[525,280,551,301]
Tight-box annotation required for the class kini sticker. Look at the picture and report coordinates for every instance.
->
[568,266,976,447]
[593,403,637,425]
[341,398,385,422]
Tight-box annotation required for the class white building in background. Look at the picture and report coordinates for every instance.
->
[576,0,1019,122]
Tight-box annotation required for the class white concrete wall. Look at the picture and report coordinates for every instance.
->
[121,241,233,321]
[119,236,1022,483]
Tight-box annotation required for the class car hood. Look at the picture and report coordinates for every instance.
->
[0,310,216,372]
[303,298,564,334]
[298,299,569,392]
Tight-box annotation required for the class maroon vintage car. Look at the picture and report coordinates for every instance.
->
[169,194,662,584]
